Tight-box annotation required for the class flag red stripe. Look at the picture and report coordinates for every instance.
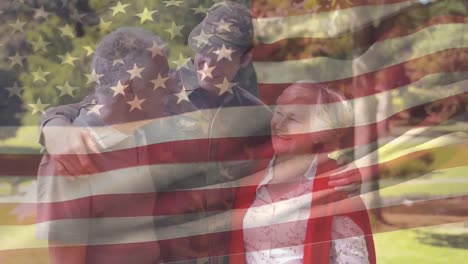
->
[5,142,463,225]
[258,48,468,104]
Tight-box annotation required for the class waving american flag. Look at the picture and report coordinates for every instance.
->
[0,0,467,263]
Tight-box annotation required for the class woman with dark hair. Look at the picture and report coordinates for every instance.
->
[230,83,376,264]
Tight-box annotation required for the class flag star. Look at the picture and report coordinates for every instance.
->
[212,1,231,10]
[192,30,213,47]
[127,64,145,80]
[87,104,104,116]
[84,69,104,85]
[30,36,50,52]
[151,74,169,90]
[9,19,26,33]
[174,86,190,104]
[163,0,184,7]
[191,6,208,15]
[110,80,129,96]
[28,98,49,115]
[214,19,233,32]
[70,9,86,23]
[34,6,49,20]
[99,18,112,32]
[59,24,75,38]
[213,44,235,61]
[83,46,94,56]
[147,41,166,58]
[58,53,78,67]
[6,82,23,98]
[113,58,124,66]
[215,78,236,95]
[165,22,184,39]
[197,63,215,81]
[172,54,190,70]
[127,95,146,111]
[135,8,157,24]
[8,52,25,68]
[56,81,78,97]
[31,67,51,83]
[110,1,130,16]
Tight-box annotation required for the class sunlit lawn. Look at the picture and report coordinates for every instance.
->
[379,166,468,197]
[0,183,12,196]
[1,220,467,264]
[380,181,468,197]
[375,223,468,264]
[0,126,41,153]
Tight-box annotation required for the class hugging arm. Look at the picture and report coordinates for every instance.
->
[39,96,99,175]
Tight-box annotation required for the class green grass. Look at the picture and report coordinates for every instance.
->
[0,183,12,196]
[380,166,468,197]
[380,182,468,197]
[0,126,41,151]
[429,122,468,134]
[378,131,465,163]
[375,223,468,264]
[428,167,468,180]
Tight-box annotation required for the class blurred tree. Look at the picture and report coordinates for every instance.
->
[1,0,219,129]
[0,70,23,140]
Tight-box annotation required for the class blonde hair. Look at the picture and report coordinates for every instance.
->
[279,81,354,138]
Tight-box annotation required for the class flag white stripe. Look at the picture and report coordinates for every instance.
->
[4,217,466,252]
[355,132,467,169]
[254,23,468,83]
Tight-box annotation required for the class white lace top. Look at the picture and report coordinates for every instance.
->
[243,157,369,264]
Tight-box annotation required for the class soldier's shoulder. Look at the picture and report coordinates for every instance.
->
[233,86,268,108]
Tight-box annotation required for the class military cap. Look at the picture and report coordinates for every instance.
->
[188,1,253,55]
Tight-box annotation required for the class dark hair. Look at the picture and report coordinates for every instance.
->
[91,27,168,95]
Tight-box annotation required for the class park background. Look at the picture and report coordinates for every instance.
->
[0,0,467,263]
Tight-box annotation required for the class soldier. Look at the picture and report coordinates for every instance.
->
[148,2,272,263]
[37,27,172,264]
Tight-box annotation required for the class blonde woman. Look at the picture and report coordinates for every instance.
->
[230,83,376,264]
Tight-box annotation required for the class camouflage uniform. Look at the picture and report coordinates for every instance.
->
[153,3,271,263]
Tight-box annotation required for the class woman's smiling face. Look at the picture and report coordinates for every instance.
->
[271,83,354,156]
[271,85,318,156]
